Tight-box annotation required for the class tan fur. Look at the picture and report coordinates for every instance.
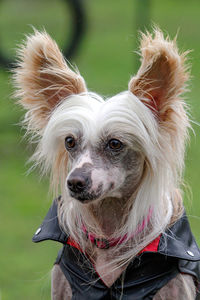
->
[51,146,68,196]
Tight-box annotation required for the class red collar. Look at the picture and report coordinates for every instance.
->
[67,209,154,250]
[81,208,153,249]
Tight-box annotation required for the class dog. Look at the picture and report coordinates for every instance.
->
[13,28,200,299]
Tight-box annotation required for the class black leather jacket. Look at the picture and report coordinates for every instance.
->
[33,199,200,300]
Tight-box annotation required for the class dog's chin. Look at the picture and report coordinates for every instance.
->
[69,190,102,204]
[68,188,122,205]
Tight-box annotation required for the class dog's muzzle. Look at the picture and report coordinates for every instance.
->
[67,164,105,203]
[67,171,103,203]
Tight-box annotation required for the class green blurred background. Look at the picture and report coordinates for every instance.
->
[0,0,200,299]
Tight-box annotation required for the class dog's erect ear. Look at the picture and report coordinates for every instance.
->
[14,30,87,131]
[129,29,189,121]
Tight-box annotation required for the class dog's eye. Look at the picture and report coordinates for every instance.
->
[65,136,76,150]
[108,139,123,150]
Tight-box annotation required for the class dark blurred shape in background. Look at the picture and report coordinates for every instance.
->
[0,0,87,68]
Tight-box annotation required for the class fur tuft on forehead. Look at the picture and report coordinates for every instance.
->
[38,92,157,156]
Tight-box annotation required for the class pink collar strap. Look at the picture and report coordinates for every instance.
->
[82,208,153,249]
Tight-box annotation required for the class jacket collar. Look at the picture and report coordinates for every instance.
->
[158,212,200,261]
[32,198,200,261]
[32,198,69,244]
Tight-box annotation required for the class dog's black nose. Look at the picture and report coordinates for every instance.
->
[67,176,87,193]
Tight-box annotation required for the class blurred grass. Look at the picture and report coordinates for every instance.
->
[0,0,200,299]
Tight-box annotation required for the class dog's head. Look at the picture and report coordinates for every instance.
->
[14,29,190,209]
[43,92,149,204]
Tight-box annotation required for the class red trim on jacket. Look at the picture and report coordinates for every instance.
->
[139,235,161,254]
[67,236,83,252]
[67,234,161,254]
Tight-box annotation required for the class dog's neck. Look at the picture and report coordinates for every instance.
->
[80,196,136,287]
[85,196,131,237]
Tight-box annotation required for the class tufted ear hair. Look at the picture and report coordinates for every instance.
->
[128,28,189,121]
[13,30,87,132]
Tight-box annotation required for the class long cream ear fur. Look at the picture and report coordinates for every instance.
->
[13,30,87,132]
[129,28,190,122]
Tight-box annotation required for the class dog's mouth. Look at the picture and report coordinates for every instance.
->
[68,183,103,204]
[69,189,102,203]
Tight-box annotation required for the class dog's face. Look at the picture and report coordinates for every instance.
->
[66,140,142,203]
[57,95,148,204]
[66,138,143,203]
[41,92,153,204]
